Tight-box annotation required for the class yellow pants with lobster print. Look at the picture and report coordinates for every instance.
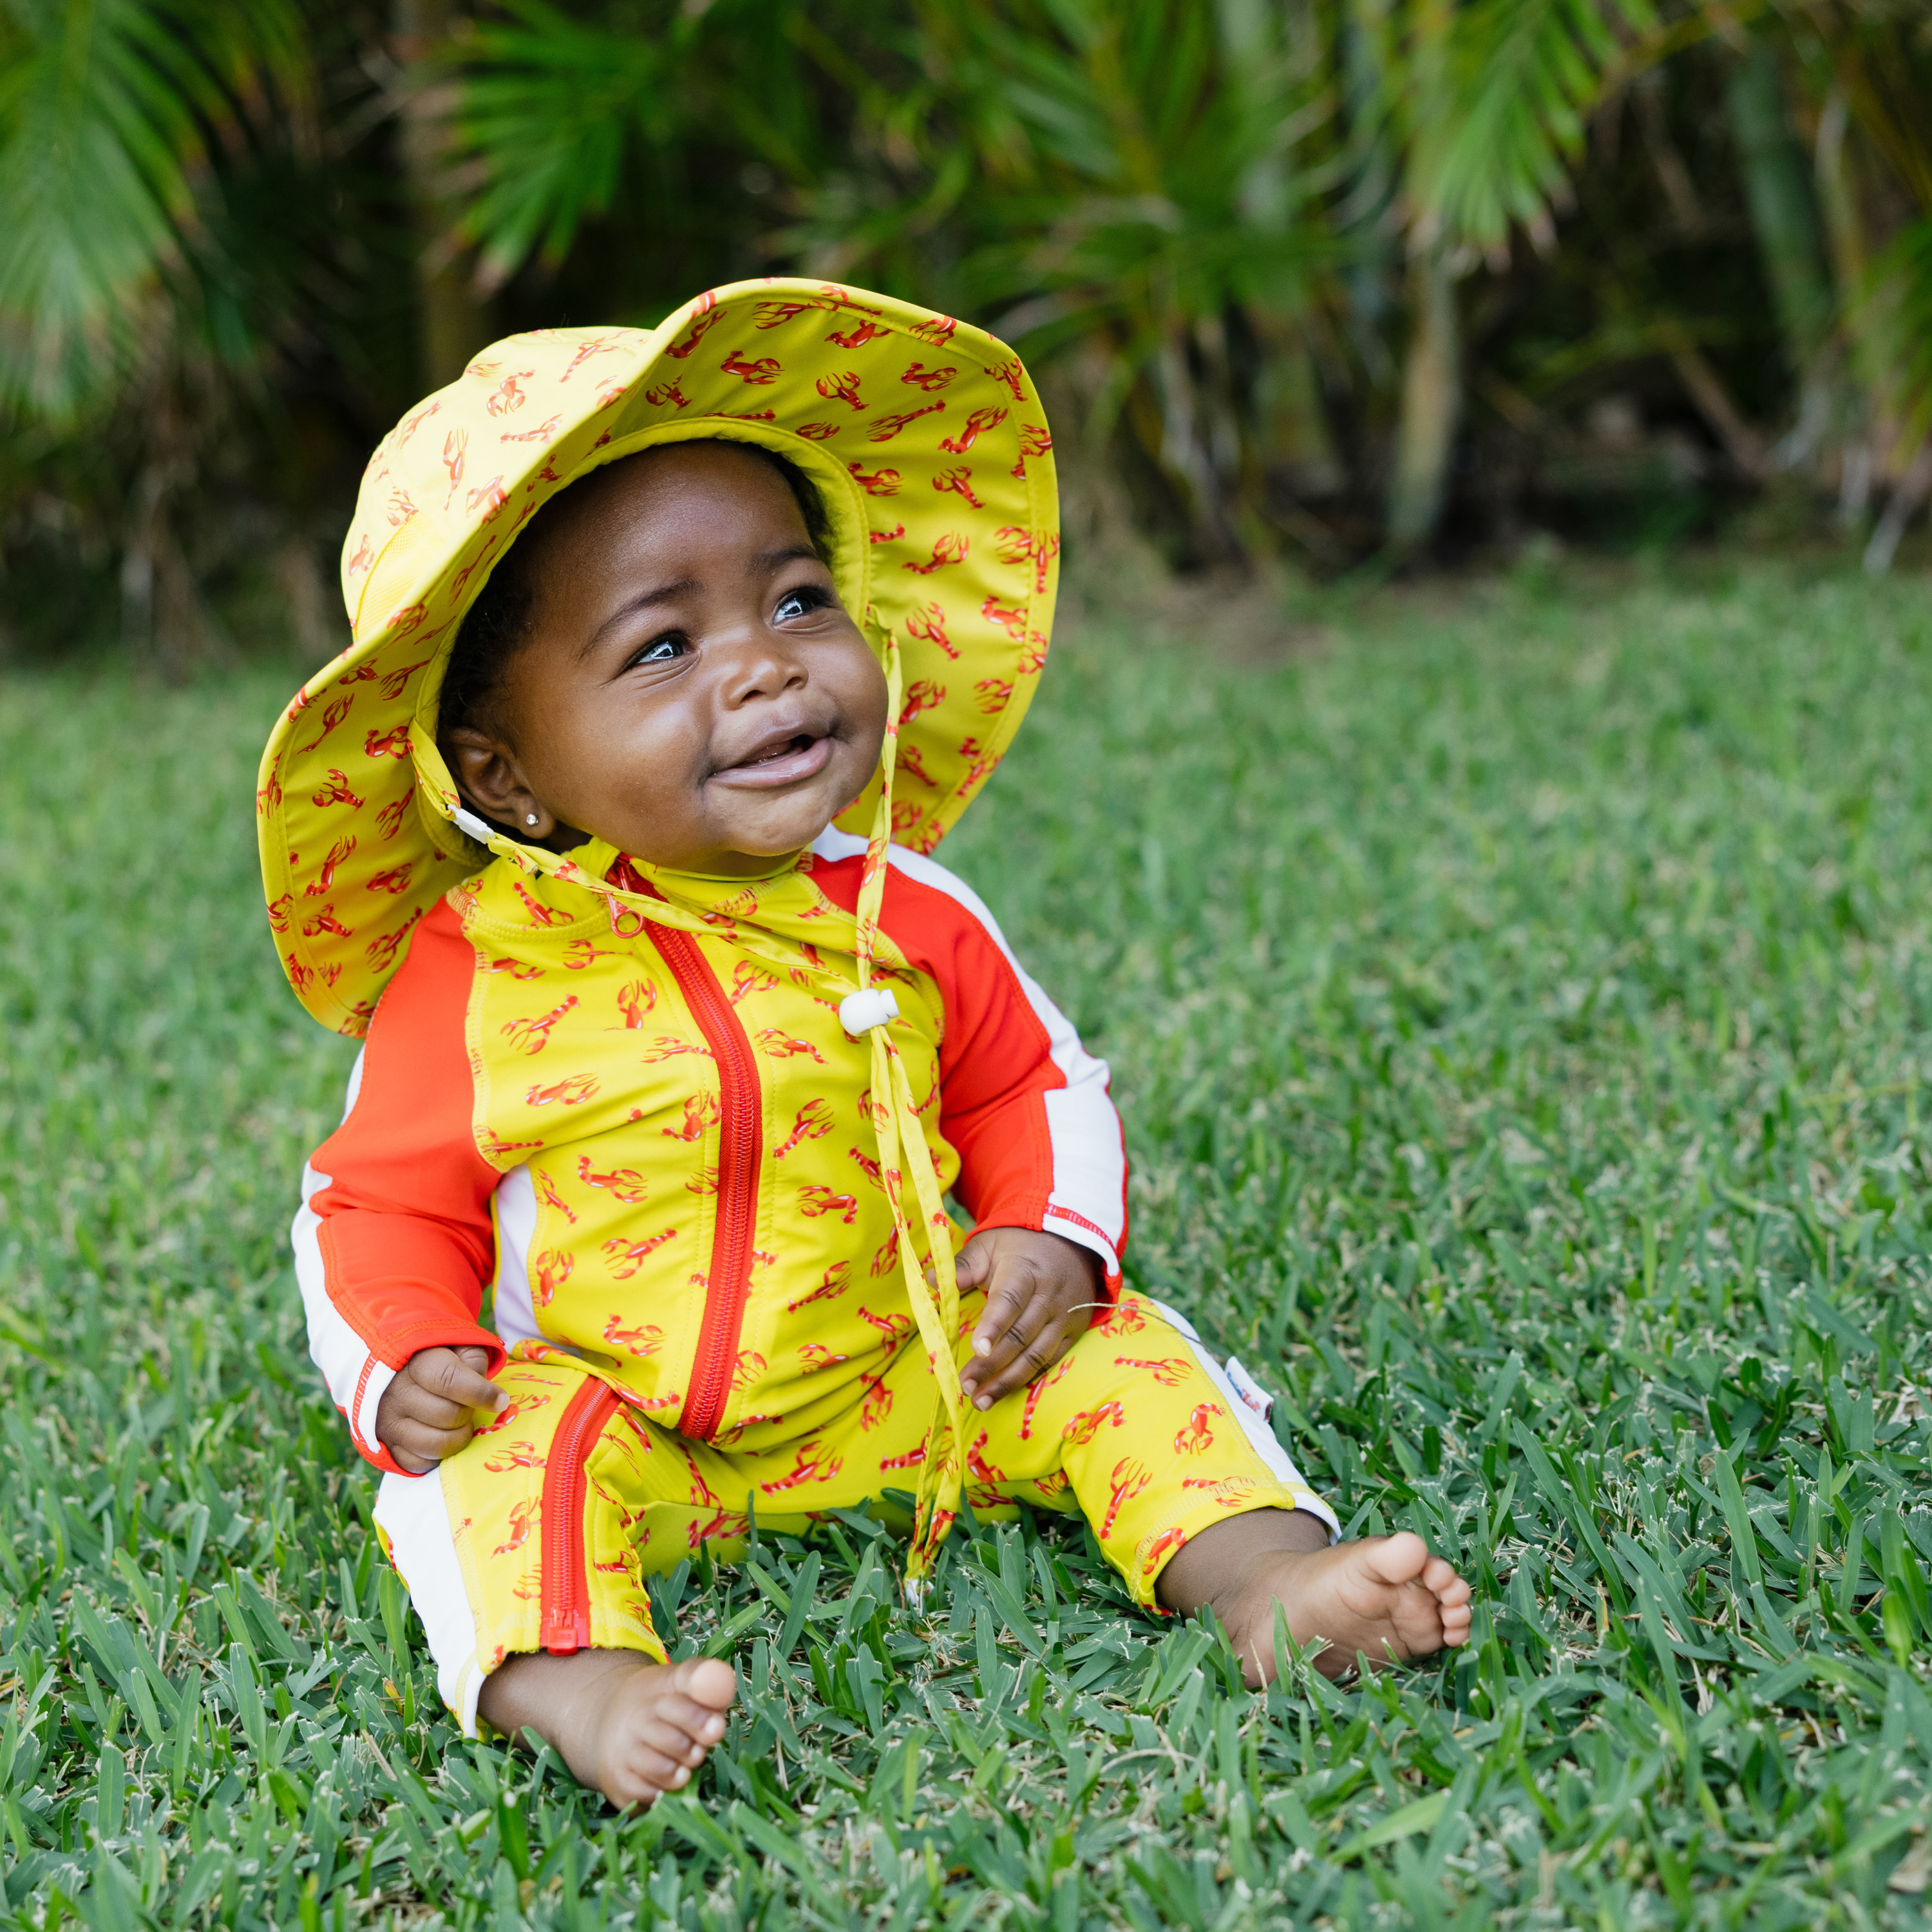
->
[373,1294,1338,1734]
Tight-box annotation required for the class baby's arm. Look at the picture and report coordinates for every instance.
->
[296,904,509,1472]
[869,849,1126,1404]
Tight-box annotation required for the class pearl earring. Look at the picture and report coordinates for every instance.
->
[526,813,540,826]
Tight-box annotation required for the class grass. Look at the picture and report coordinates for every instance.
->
[5,557,1932,1928]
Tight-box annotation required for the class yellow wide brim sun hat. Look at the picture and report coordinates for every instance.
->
[257,279,1061,1036]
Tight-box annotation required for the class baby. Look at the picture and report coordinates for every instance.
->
[261,284,1470,1810]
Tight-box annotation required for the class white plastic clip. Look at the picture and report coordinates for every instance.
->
[839,987,900,1034]
[451,807,497,844]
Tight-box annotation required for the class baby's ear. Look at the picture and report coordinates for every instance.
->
[441,726,523,819]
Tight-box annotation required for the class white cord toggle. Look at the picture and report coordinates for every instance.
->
[452,807,497,843]
[839,987,900,1034]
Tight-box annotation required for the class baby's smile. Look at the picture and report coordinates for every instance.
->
[710,720,835,789]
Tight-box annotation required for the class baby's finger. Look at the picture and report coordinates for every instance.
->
[961,1300,1030,1402]
[972,1312,1072,1407]
[383,1416,474,1470]
[399,1386,482,1433]
[951,1243,990,1291]
[412,1347,506,1414]
[968,1271,1030,1365]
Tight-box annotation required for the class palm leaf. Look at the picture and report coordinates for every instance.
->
[442,0,674,288]
[1863,212,1932,442]
[1410,0,1654,251]
[0,0,307,415]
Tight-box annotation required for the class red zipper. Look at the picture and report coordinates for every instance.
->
[647,922,763,1441]
[541,1378,621,1653]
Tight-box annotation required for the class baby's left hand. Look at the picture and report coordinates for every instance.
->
[947,1226,1104,1410]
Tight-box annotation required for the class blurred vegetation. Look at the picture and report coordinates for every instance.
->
[4,1,1932,669]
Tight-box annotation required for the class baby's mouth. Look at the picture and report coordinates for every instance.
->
[712,729,835,788]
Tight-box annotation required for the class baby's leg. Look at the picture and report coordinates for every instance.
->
[967,1293,1471,1681]
[374,1360,742,1809]
[478,1651,737,1808]
[1155,1508,1472,1684]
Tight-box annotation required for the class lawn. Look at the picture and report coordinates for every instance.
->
[6,559,1932,1929]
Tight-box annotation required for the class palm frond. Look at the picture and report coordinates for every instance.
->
[0,0,307,415]
[443,0,676,289]
[1862,213,1932,441]
[1410,0,1654,251]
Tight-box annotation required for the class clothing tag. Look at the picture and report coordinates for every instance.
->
[1222,1355,1275,1425]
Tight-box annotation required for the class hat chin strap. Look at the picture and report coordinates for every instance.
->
[437,620,968,1587]
[847,623,965,1589]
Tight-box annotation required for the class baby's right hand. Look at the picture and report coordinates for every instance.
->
[376,1346,505,1473]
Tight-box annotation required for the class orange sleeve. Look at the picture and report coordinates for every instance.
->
[296,898,507,1472]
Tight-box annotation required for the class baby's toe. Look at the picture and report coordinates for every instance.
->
[676,1656,739,1711]
[605,1752,683,1810]
[1357,1531,1432,1589]
[641,1714,712,1766]
[659,1693,731,1747]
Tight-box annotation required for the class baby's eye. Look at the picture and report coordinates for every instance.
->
[774,585,830,622]
[629,634,687,667]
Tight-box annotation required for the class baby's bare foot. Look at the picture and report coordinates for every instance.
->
[1229,1532,1473,1681]
[1159,1510,1473,1685]
[478,1650,739,1808]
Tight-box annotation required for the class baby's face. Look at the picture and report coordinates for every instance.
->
[450,443,888,877]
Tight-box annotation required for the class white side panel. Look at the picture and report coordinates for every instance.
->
[490,1163,540,1350]
[1151,1300,1340,1540]
[374,1466,487,1737]
[292,1050,394,1458]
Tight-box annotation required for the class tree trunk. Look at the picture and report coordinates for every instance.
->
[393,0,491,389]
[1726,42,1833,378]
[1386,241,1459,555]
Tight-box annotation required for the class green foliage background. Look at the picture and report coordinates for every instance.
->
[6,564,1932,1924]
[5,0,1932,665]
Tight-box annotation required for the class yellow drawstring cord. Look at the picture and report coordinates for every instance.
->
[440,616,967,1586]
[850,625,965,1586]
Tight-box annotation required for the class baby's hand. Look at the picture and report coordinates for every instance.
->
[949,1227,1103,1411]
[376,1346,505,1473]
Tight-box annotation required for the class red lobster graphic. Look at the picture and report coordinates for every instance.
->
[603,1229,679,1278]
[501,994,579,1056]
[816,370,866,411]
[601,1315,665,1356]
[903,534,967,575]
[933,467,982,508]
[867,401,945,443]
[940,406,1008,454]
[614,980,656,1028]
[722,350,781,384]
[1173,1402,1222,1454]
[526,1074,599,1107]
[662,1092,721,1142]
[904,603,957,660]
[772,1098,834,1159]
[531,1249,573,1307]
[786,1261,851,1312]
[797,1186,858,1226]
[578,1158,648,1203]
